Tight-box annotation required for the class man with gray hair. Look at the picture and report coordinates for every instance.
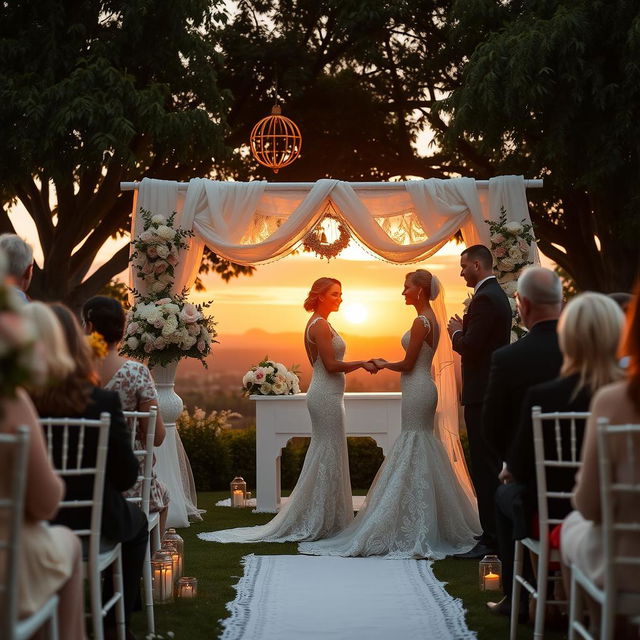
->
[0,233,34,303]
[482,266,564,617]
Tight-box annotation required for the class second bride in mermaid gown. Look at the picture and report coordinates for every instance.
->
[300,270,481,559]
[198,277,377,544]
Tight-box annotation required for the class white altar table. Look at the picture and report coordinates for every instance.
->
[252,392,402,513]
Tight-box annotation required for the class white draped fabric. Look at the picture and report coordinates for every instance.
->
[130,175,538,525]
[132,175,538,297]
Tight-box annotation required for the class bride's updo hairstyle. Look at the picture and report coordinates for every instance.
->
[407,269,439,301]
[304,277,341,312]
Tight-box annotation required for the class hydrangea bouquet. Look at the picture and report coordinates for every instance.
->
[486,208,535,341]
[122,208,217,368]
[242,358,301,396]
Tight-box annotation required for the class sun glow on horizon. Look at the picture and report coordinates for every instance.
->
[341,301,369,324]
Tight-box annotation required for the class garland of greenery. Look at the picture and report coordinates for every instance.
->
[302,213,351,260]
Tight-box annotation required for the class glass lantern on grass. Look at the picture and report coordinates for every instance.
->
[479,554,502,591]
[175,577,198,599]
[161,540,183,581]
[151,551,174,603]
[230,476,247,507]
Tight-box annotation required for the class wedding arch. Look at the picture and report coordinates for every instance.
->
[120,175,542,526]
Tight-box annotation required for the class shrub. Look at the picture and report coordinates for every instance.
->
[177,407,240,491]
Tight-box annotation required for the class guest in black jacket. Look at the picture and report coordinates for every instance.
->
[490,292,625,617]
[30,303,146,640]
[448,244,512,555]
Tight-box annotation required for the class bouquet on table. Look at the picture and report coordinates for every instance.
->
[486,207,535,341]
[242,358,301,396]
[122,207,217,368]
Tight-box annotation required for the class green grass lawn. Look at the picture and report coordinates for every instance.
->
[131,492,568,639]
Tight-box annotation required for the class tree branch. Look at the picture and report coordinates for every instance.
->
[70,243,130,307]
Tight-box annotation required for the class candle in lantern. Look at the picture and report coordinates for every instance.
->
[151,551,174,603]
[230,476,247,507]
[176,576,198,599]
[161,541,183,581]
[483,572,500,591]
[479,554,502,591]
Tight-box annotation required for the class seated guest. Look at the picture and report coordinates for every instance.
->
[0,291,85,638]
[491,292,624,617]
[0,233,34,304]
[561,282,640,637]
[81,296,169,533]
[0,276,85,640]
[29,303,145,640]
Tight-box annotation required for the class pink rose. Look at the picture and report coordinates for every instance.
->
[142,262,154,275]
[154,337,166,350]
[143,341,154,353]
[167,252,178,266]
[146,246,158,259]
[155,298,171,305]
[127,322,139,335]
[154,262,168,275]
[492,233,505,244]
[494,246,506,258]
[179,303,201,324]
[197,340,206,352]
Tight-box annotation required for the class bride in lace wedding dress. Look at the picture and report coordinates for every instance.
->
[199,277,377,544]
[300,270,481,559]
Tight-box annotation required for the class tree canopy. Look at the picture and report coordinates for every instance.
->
[1,0,638,302]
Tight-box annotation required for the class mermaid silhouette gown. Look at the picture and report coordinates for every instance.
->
[299,316,481,558]
[198,319,353,543]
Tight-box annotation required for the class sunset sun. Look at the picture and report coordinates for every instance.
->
[342,302,368,324]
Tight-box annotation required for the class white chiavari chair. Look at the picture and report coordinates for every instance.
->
[123,407,159,635]
[40,413,125,640]
[510,407,590,640]
[568,420,640,640]
[0,426,59,640]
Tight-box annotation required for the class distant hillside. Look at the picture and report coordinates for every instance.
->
[176,328,406,392]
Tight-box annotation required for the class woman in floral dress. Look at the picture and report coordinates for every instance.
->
[82,295,170,533]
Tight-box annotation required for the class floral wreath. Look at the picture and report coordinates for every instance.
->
[302,213,351,260]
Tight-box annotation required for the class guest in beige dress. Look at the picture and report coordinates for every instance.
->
[561,280,640,635]
[2,300,85,639]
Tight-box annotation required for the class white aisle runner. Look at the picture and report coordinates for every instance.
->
[220,555,476,640]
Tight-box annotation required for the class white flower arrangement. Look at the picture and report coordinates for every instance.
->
[486,208,536,340]
[242,358,301,396]
[122,208,217,368]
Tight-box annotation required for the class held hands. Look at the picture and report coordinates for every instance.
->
[370,358,388,371]
[362,361,378,374]
[447,314,463,337]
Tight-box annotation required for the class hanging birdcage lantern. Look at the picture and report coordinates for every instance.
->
[250,104,302,174]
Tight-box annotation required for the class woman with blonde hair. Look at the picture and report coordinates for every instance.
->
[0,268,85,638]
[300,269,481,558]
[561,283,640,637]
[200,277,377,544]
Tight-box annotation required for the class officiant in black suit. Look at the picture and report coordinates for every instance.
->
[447,244,512,557]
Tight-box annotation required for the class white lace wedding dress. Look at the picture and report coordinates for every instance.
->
[198,320,353,543]
[299,316,481,559]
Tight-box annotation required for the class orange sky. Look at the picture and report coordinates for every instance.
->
[9,203,553,342]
